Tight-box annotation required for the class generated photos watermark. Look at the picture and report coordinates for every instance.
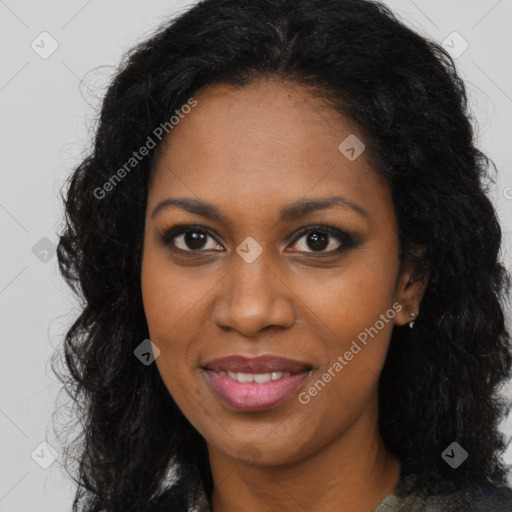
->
[94,97,197,200]
[298,302,402,404]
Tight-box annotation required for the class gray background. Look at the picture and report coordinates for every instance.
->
[1,0,511,510]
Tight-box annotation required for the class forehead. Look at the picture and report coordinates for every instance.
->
[149,80,391,221]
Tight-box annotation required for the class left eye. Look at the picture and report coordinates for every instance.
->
[287,227,348,254]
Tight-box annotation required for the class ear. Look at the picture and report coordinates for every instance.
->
[394,245,428,327]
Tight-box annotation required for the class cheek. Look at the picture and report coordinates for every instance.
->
[141,246,209,341]
[299,252,398,338]
[140,247,212,405]
[141,243,179,311]
[296,249,398,401]
[297,322,393,445]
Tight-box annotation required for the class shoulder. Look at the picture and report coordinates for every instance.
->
[393,476,512,512]
[461,482,512,512]
[410,483,512,512]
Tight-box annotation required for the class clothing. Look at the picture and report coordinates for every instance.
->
[186,475,512,511]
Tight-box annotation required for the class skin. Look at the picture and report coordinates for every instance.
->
[141,79,426,512]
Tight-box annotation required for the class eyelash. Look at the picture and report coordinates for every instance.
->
[160,224,358,256]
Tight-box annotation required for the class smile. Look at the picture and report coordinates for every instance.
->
[202,354,313,411]
[217,370,292,383]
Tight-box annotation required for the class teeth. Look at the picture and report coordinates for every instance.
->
[219,371,292,383]
[254,373,271,383]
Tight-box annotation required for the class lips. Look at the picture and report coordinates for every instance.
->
[203,355,312,374]
[202,355,312,411]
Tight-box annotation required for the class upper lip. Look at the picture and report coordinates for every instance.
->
[203,355,312,374]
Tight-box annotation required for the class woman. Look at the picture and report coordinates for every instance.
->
[54,0,512,510]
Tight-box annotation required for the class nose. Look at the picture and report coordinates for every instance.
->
[212,251,296,337]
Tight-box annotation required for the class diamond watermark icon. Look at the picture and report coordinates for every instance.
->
[31,31,59,59]
[236,236,263,263]
[32,237,56,263]
[442,441,468,469]
[134,339,161,365]
[31,441,58,469]
[442,31,469,59]
[338,134,365,161]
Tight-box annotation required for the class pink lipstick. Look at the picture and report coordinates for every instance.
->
[203,355,312,411]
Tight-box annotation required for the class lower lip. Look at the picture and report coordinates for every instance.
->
[204,369,311,411]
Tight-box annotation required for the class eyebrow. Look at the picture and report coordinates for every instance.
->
[151,196,368,222]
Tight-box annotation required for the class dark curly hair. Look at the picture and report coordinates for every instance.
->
[53,0,512,510]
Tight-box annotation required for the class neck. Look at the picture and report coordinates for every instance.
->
[207,403,401,512]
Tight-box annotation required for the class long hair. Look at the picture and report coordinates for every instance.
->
[54,0,512,510]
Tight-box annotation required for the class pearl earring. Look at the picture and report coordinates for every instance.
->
[409,311,417,329]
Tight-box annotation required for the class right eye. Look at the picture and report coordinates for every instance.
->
[160,225,224,253]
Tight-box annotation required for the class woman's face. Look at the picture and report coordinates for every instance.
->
[141,80,415,466]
